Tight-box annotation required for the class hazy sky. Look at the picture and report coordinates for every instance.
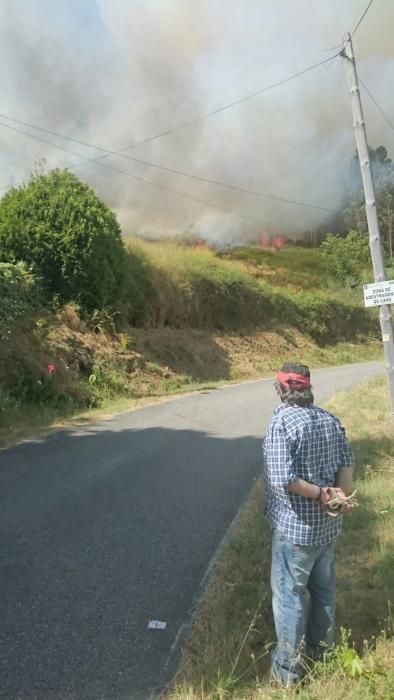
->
[0,0,393,241]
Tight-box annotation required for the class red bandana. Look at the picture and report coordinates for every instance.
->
[277,371,311,390]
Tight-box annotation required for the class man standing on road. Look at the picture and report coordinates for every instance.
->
[263,362,354,687]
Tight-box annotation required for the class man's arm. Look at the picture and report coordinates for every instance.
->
[287,476,355,514]
[335,467,354,495]
[286,468,354,502]
[263,420,299,489]
[264,420,321,499]
[286,479,320,499]
[334,423,355,502]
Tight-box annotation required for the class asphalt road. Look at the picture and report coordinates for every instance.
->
[0,361,383,699]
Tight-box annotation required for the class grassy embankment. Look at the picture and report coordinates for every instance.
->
[168,377,394,700]
[0,241,381,447]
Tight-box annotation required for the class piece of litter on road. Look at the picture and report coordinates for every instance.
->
[148,620,167,630]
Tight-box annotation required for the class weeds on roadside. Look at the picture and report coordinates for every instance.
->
[169,379,394,700]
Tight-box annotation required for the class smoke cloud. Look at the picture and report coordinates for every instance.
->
[0,0,393,242]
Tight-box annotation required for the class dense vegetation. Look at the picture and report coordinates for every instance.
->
[320,230,372,285]
[128,238,376,342]
[0,262,41,327]
[343,146,394,257]
[0,169,126,310]
[305,145,394,256]
[0,168,381,442]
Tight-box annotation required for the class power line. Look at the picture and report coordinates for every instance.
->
[199,46,341,83]
[0,119,273,226]
[108,45,341,109]
[359,77,394,132]
[0,113,339,213]
[53,51,341,165]
[352,0,375,37]
[115,51,341,155]
[0,50,341,215]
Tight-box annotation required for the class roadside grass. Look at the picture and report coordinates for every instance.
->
[0,328,381,449]
[168,377,394,700]
[0,392,159,449]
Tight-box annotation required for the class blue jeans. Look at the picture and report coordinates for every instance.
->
[270,529,336,686]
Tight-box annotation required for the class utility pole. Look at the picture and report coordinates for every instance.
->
[342,32,394,414]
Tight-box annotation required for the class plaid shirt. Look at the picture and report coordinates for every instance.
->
[263,403,354,545]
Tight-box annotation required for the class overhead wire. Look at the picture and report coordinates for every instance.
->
[25,51,340,171]
[0,112,339,213]
[0,49,341,217]
[111,51,342,155]
[110,45,341,108]
[0,119,274,226]
[352,0,375,37]
[359,77,394,132]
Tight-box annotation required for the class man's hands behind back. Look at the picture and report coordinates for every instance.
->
[320,486,355,516]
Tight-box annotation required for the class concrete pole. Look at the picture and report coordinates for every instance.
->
[342,32,394,414]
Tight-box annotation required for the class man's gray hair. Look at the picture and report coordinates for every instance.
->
[276,362,314,407]
[276,384,314,407]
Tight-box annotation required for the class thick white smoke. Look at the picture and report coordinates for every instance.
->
[0,0,393,242]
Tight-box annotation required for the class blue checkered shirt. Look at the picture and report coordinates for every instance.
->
[263,403,354,545]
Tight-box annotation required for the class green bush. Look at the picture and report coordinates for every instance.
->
[286,289,377,343]
[0,169,126,311]
[321,231,372,285]
[0,262,41,326]
[118,247,155,326]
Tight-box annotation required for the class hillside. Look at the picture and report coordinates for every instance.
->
[1,238,380,448]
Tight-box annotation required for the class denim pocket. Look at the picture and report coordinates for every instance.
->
[291,543,303,553]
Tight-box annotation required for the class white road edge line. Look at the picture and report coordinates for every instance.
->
[163,622,187,671]
[199,487,254,590]
[160,479,258,696]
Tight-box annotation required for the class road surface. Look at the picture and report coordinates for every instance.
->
[0,362,383,699]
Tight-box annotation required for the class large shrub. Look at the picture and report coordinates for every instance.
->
[0,262,41,326]
[321,231,372,285]
[0,169,126,310]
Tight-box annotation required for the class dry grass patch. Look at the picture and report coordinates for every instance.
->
[1,313,380,448]
[133,328,381,384]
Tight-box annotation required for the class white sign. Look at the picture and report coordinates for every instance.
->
[363,280,394,308]
[147,620,167,630]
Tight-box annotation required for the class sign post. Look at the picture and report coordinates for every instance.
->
[363,281,394,309]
